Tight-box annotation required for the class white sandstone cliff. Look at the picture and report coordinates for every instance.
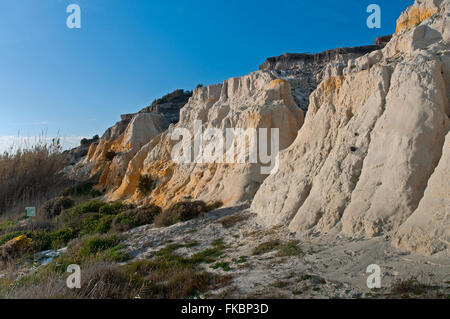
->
[109,72,304,208]
[252,0,450,255]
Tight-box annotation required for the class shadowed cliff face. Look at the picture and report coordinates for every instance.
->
[259,46,385,111]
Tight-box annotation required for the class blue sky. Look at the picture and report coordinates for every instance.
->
[0,0,411,151]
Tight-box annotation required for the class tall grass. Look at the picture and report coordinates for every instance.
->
[0,137,69,217]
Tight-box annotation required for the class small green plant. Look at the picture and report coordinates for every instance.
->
[191,240,225,264]
[111,204,162,232]
[276,240,302,257]
[299,274,313,281]
[211,238,224,247]
[75,200,107,214]
[211,262,231,271]
[237,256,247,264]
[137,174,156,196]
[98,202,124,215]
[154,201,208,227]
[0,219,15,233]
[74,234,124,262]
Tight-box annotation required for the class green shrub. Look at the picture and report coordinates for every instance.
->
[276,240,302,257]
[77,234,121,259]
[48,228,78,248]
[112,204,162,232]
[123,248,210,299]
[78,214,115,235]
[253,239,280,255]
[137,174,156,196]
[154,201,208,228]
[79,200,107,214]
[210,262,231,271]
[98,202,124,215]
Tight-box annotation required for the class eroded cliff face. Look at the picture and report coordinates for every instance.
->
[252,0,450,255]
[78,0,449,256]
[83,90,192,190]
[108,72,304,208]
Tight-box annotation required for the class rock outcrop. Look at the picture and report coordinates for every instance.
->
[83,90,192,190]
[252,0,450,255]
[109,72,304,208]
[260,46,384,111]
[395,0,441,33]
[64,135,99,165]
[374,35,393,45]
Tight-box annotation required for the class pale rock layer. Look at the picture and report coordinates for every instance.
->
[109,72,304,208]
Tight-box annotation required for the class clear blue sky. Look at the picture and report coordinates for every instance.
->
[0,0,411,150]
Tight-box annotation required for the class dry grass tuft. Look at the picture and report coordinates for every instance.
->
[0,137,69,217]
[154,201,208,228]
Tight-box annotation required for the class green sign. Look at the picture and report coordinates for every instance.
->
[25,207,36,217]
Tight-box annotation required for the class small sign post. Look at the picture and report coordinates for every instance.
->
[25,207,36,224]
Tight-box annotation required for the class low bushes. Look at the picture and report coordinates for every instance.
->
[57,200,127,235]
[276,240,303,257]
[40,196,75,219]
[75,234,122,260]
[112,204,162,232]
[154,201,209,228]
[0,235,32,265]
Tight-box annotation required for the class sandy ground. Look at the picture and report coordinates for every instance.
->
[122,206,450,299]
